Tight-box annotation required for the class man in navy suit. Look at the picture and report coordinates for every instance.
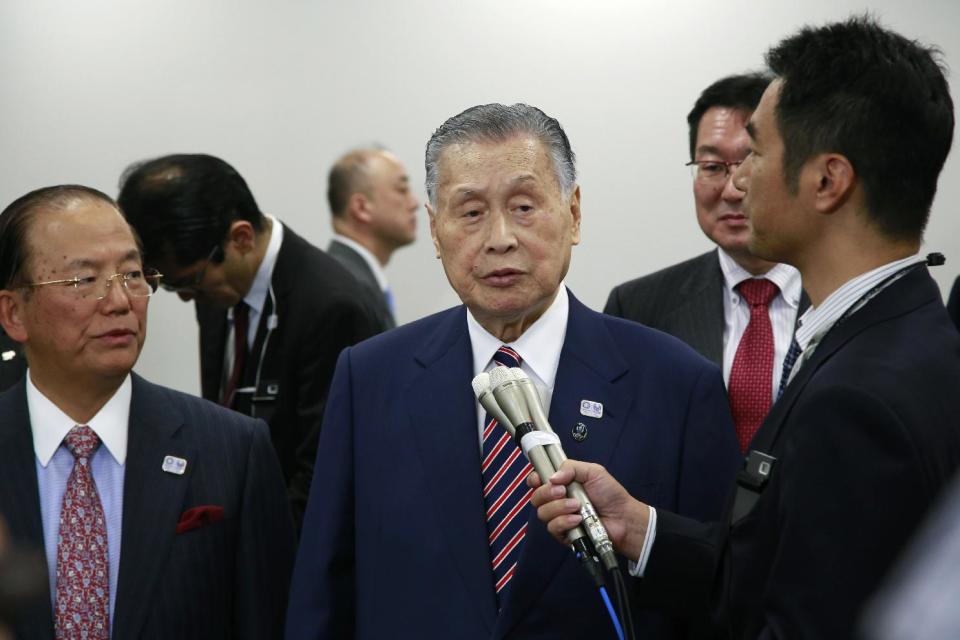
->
[286,104,741,638]
[533,17,960,639]
[0,185,295,639]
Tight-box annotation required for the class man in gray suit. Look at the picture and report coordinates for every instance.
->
[326,147,420,330]
[605,74,806,452]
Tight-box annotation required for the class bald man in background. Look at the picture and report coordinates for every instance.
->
[326,147,419,330]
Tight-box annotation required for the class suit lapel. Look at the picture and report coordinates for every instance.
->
[196,302,227,401]
[664,251,725,365]
[496,293,631,638]
[405,307,499,633]
[112,375,194,639]
[0,380,54,638]
[755,267,937,454]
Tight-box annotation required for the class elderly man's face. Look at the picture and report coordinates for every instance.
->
[1,199,148,385]
[429,135,580,335]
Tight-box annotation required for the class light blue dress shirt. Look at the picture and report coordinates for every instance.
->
[28,373,130,635]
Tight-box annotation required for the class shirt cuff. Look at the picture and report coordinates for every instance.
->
[627,506,657,578]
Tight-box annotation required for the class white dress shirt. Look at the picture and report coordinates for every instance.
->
[718,248,803,400]
[467,285,569,450]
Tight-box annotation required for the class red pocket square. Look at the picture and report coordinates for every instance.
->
[176,505,225,534]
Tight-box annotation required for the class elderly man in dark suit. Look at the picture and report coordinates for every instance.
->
[0,185,295,639]
[325,147,420,331]
[534,17,960,639]
[118,154,380,530]
[286,103,741,639]
[605,74,808,453]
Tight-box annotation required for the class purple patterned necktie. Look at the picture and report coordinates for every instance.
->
[481,346,533,606]
[55,425,110,639]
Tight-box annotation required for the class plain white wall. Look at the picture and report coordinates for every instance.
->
[2,0,958,394]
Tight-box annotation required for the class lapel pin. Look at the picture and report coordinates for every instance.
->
[571,422,588,442]
[580,399,603,419]
[1,350,15,361]
[162,455,188,475]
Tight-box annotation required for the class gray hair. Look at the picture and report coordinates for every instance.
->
[424,103,577,209]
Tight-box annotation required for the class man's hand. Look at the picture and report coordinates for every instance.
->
[528,460,651,562]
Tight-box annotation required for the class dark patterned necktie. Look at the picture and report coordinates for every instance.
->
[221,301,249,407]
[55,425,109,640]
[481,346,533,606]
[729,279,780,453]
[776,337,802,400]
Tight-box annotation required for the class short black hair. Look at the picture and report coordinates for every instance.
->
[767,15,954,241]
[117,154,264,267]
[0,185,119,290]
[687,73,771,159]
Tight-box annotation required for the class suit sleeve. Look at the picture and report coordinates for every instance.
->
[234,418,297,639]
[756,385,930,639]
[287,296,378,530]
[286,349,356,640]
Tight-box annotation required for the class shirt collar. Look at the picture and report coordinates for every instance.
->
[717,247,802,308]
[466,285,569,389]
[28,372,132,467]
[243,214,284,316]
[795,253,925,351]
[331,233,390,292]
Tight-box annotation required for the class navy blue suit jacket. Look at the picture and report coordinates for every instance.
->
[287,291,740,639]
[0,374,296,639]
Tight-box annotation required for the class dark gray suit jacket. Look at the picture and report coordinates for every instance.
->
[0,374,296,639]
[948,275,960,332]
[604,249,808,367]
[327,238,395,331]
[0,328,25,393]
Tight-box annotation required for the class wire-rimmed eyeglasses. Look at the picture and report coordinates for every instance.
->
[685,159,744,184]
[23,268,163,300]
[160,245,221,293]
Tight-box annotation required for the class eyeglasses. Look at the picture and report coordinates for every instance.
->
[160,245,221,292]
[685,159,744,184]
[24,268,163,300]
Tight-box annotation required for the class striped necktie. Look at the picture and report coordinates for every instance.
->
[481,346,533,606]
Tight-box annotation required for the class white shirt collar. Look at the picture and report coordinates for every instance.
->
[467,285,569,388]
[330,233,390,292]
[717,247,802,308]
[28,372,132,467]
[243,214,284,316]
[794,253,925,351]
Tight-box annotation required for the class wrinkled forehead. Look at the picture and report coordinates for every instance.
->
[435,136,557,199]
[25,199,141,272]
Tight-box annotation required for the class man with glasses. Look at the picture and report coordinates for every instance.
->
[118,154,380,530]
[0,185,295,639]
[604,74,806,453]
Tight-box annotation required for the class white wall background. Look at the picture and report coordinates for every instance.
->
[2,0,958,394]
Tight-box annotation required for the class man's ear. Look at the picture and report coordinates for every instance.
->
[348,193,374,225]
[226,220,257,254]
[808,153,855,214]
[568,186,582,246]
[0,290,27,343]
[427,203,441,258]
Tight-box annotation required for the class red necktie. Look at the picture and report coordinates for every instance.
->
[481,346,533,605]
[729,279,780,453]
[55,425,109,640]
[221,302,249,407]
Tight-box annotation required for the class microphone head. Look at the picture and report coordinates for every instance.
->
[471,372,491,399]
[509,367,529,381]
[488,365,514,390]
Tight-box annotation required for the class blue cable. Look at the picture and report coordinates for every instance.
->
[599,585,625,640]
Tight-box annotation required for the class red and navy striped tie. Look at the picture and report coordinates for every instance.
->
[481,345,533,606]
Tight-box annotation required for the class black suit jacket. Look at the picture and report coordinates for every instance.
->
[327,239,395,331]
[0,328,26,392]
[0,374,296,639]
[196,225,379,529]
[642,267,960,638]
[948,274,960,331]
[604,250,809,367]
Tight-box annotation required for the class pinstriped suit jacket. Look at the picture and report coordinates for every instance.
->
[605,250,726,364]
[0,374,296,639]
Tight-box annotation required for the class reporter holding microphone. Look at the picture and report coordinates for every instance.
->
[533,17,960,640]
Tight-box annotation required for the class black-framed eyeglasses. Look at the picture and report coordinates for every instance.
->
[24,268,163,300]
[160,245,221,292]
[685,159,744,184]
